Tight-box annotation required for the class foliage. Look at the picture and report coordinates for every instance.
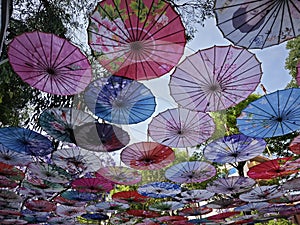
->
[256,218,296,225]
[285,36,300,88]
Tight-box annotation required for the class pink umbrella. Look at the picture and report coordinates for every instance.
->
[25,199,56,212]
[71,177,114,193]
[120,142,175,170]
[148,108,215,148]
[87,0,186,80]
[8,31,92,95]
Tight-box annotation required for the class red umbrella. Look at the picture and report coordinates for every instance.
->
[289,134,300,154]
[25,199,56,212]
[125,209,160,218]
[121,142,175,170]
[112,190,149,204]
[8,31,92,95]
[71,177,114,193]
[0,162,25,181]
[87,0,186,80]
[0,176,18,189]
[247,157,299,179]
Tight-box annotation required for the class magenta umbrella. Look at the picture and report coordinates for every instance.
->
[8,31,92,95]
[148,108,215,148]
[169,45,262,112]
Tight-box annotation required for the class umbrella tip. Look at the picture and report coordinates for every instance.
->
[260,84,267,94]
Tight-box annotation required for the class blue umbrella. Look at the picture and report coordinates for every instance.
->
[203,133,266,163]
[60,191,97,202]
[237,88,300,138]
[137,182,181,198]
[0,127,53,156]
[84,76,156,124]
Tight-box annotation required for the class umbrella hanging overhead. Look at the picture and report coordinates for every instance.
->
[239,185,285,202]
[149,201,184,212]
[8,31,92,95]
[237,88,300,138]
[0,127,53,156]
[86,201,129,213]
[84,76,156,124]
[148,108,215,148]
[206,176,256,194]
[73,122,130,152]
[169,45,262,112]
[214,0,300,49]
[120,142,175,170]
[165,161,216,184]
[203,133,266,163]
[247,157,299,179]
[0,144,33,166]
[71,177,114,193]
[234,202,270,212]
[175,189,214,203]
[112,190,149,204]
[289,134,300,154]
[39,107,95,144]
[137,182,181,198]
[178,206,212,217]
[87,0,186,80]
[25,199,57,212]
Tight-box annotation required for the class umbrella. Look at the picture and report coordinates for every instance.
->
[0,127,53,156]
[86,201,130,213]
[25,199,56,212]
[71,177,114,193]
[214,0,300,49]
[0,144,32,166]
[0,190,23,203]
[8,31,92,95]
[120,142,175,170]
[112,190,149,204]
[234,202,270,212]
[289,134,300,154]
[137,182,181,198]
[282,177,300,191]
[60,191,98,202]
[169,45,262,112]
[175,189,214,203]
[79,213,109,222]
[87,0,186,80]
[203,133,266,164]
[22,178,65,194]
[55,205,85,218]
[178,206,212,216]
[206,197,245,209]
[165,161,216,184]
[0,162,25,181]
[148,108,215,148]
[148,201,184,212]
[206,211,240,221]
[206,176,256,194]
[84,76,156,124]
[247,157,299,179]
[73,122,130,152]
[39,107,95,144]
[96,166,142,185]
[125,209,160,218]
[239,185,285,202]
[237,88,300,138]
[52,147,105,174]
[0,176,18,189]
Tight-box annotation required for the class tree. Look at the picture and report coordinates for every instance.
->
[285,36,300,88]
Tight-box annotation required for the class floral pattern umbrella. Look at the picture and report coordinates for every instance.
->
[39,107,95,144]
[239,185,285,202]
[84,76,156,124]
[148,108,215,148]
[169,45,262,112]
[206,176,256,194]
[203,133,266,163]
[137,182,181,198]
[165,161,216,184]
[0,144,32,166]
[87,0,186,80]
[96,166,142,185]
[73,122,130,152]
[8,31,92,95]
[247,157,299,180]
[237,88,300,138]
[0,127,53,156]
[214,0,300,49]
[120,142,175,170]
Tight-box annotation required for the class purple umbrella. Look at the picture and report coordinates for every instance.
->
[239,185,285,202]
[165,161,216,184]
[203,133,266,163]
[175,189,215,203]
[169,45,261,112]
[148,108,215,148]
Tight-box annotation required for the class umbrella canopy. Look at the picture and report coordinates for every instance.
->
[169,45,262,112]
[247,157,299,179]
[120,142,175,170]
[0,144,33,166]
[8,31,92,95]
[125,209,160,218]
[0,162,25,181]
[282,177,300,191]
[137,182,181,198]
[237,88,300,138]
[39,107,95,144]
[112,190,149,204]
[206,211,240,221]
[175,189,214,203]
[149,201,184,212]
[55,205,85,218]
[165,161,216,184]
[60,190,98,202]
[203,133,266,163]
[84,76,156,124]
[234,202,270,212]
[239,185,285,202]
[87,0,186,80]
[214,0,300,49]
[206,197,245,209]
[148,108,215,148]
[206,176,256,194]
[178,206,212,216]
[289,134,300,154]
[0,127,53,156]
[71,177,114,193]
[96,166,142,185]
[25,199,56,212]
[86,201,129,213]
[73,122,130,152]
